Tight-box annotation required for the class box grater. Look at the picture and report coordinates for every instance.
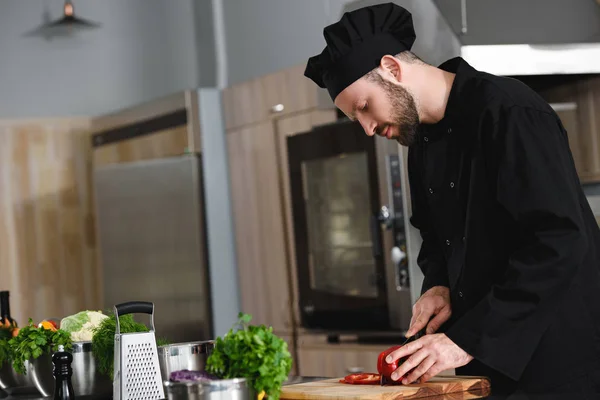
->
[113,301,165,400]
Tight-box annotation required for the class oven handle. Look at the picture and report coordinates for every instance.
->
[370,213,383,258]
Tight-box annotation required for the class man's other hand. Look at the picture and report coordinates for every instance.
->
[385,333,473,384]
[406,286,451,337]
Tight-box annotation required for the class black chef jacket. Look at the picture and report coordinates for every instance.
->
[408,57,600,393]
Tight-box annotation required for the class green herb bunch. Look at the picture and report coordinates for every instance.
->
[9,319,72,374]
[91,314,170,379]
[0,338,10,367]
[0,326,12,366]
[206,313,293,400]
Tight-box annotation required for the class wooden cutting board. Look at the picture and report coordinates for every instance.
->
[280,376,491,400]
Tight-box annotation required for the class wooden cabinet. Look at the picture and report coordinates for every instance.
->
[225,112,338,334]
[222,64,332,131]
[273,110,341,328]
[540,77,600,183]
[296,334,456,379]
[223,62,338,338]
[226,121,294,333]
[297,342,383,378]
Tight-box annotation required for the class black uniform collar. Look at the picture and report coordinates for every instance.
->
[438,56,479,122]
[417,57,479,140]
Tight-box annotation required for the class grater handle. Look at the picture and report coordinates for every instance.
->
[113,301,155,334]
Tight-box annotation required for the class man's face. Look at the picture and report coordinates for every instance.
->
[334,71,420,146]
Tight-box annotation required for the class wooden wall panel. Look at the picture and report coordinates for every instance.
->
[92,125,190,166]
[226,122,292,334]
[0,119,98,325]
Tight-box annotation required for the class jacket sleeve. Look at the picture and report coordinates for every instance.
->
[407,146,450,294]
[444,105,588,381]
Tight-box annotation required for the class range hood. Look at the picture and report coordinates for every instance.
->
[461,43,600,77]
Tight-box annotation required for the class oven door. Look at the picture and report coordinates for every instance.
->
[287,120,390,331]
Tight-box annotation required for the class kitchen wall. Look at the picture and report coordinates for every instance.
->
[222,0,461,86]
[4,0,597,115]
[0,0,209,118]
[2,0,599,323]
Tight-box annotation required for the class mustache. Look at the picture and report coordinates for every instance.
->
[376,124,390,136]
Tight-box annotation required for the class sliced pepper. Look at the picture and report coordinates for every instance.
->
[339,373,381,385]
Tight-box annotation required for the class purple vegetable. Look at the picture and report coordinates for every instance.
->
[169,369,218,382]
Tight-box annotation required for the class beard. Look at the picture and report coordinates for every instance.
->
[368,73,420,147]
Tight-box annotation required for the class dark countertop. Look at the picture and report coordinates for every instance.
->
[1,377,597,399]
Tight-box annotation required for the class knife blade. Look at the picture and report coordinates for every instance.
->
[401,327,427,346]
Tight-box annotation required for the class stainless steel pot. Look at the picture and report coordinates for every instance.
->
[0,360,36,392]
[158,341,215,381]
[163,378,255,400]
[30,341,112,398]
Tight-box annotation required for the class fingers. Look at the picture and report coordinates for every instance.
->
[407,309,430,337]
[420,364,443,383]
[402,356,436,384]
[386,338,424,364]
[407,293,451,337]
[391,349,429,382]
[425,305,452,334]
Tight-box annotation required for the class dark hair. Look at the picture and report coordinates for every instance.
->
[394,50,426,64]
[364,51,426,81]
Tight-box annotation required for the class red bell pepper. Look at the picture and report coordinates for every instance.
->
[339,373,381,385]
[377,345,409,384]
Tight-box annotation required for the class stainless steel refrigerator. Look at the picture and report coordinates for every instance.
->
[92,89,240,344]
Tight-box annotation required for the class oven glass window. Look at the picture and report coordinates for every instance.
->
[301,152,378,298]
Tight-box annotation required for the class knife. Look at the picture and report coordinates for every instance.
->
[380,328,427,386]
[403,327,427,345]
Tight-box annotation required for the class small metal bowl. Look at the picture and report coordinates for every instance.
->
[158,341,215,382]
[30,341,112,398]
[0,360,37,393]
[163,378,255,400]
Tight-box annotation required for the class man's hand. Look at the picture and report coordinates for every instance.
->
[385,334,473,384]
[406,286,451,337]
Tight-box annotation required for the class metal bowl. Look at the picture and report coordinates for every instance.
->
[158,341,215,381]
[163,378,255,400]
[0,360,36,392]
[30,341,112,398]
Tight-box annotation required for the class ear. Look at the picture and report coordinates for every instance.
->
[379,55,402,83]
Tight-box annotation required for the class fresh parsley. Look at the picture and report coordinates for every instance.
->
[91,313,170,379]
[8,319,72,374]
[205,313,293,400]
[0,326,12,366]
[0,338,10,367]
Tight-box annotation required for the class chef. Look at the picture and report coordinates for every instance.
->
[304,2,600,394]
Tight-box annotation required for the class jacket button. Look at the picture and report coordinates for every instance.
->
[429,188,434,194]
[459,291,464,298]
[448,128,452,134]
[446,239,450,246]
[450,182,455,188]
[424,136,429,142]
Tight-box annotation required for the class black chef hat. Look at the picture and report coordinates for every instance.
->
[305,2,416,101]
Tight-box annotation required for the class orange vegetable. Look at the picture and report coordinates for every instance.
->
[38,321,57,331]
